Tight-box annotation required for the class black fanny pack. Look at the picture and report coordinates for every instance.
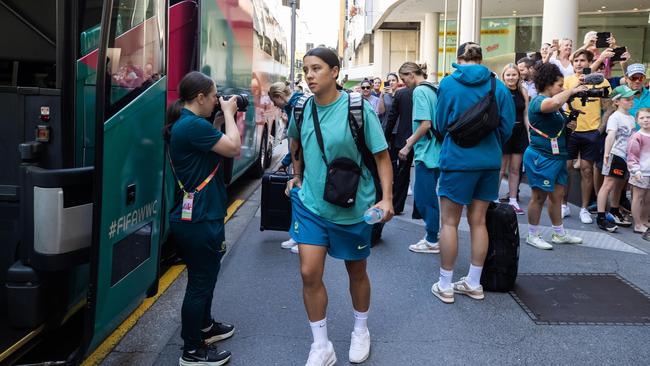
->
[312,102,362,208]
[446,75,499,148]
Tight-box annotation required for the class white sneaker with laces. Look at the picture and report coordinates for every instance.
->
[551,232,583,244]
[408,239,440,254]
[305,341,336,366]
[561,204,571,218]
[290,244,299,254]
[281,238,297,249]
[580,208,593,224]
[349,329,370,363]
[526,234,553,250]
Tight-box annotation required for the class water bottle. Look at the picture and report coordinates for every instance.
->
[363,207,383,224]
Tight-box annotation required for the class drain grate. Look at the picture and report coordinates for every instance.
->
[511,273,650,325]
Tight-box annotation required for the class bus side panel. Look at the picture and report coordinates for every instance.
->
[88,79,166,352]
[200,0,258,177]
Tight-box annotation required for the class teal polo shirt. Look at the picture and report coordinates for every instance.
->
[528,95,568,160]
[169,108,226,222]
[630,87,650,129]
[288,92,388,225]
[412,85,441,169]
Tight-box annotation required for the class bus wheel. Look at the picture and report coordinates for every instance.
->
[249,128,267,178]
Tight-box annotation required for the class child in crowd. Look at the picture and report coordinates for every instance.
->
[596,86,637,232]
[627,108,650,241]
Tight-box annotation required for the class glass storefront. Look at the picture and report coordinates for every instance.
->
[437,12,650,77]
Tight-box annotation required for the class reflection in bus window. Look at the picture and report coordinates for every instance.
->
[263,35,272,56]
[108,0,165,113]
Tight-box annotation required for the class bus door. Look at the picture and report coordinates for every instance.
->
[83,0,167,354]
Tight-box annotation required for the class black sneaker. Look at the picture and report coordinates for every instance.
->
[597,216,618,233]
[202,320,235,345]
[180,346,231,366]
[611,212,632,227]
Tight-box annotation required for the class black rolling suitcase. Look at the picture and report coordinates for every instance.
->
[480,202,520,292]
[260,172,292,231]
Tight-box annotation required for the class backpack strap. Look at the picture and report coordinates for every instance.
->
[293,94,312,135]
[347,92,381,200]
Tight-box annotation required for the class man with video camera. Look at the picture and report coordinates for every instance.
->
[563,49,611,224]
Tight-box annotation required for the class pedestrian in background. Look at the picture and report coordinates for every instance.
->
[378,72,399,130]
[285,47,394,365]
[164,71,242,366]
[499,63,529,215]
[372,76,382,97]
[384,79,414,215]
[433,42,515,303]
[269,80,305,253]
[360,79,381,115]
[627,108,650,240]
[397,62,442,254]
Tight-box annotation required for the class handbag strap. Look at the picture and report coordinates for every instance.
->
[310,100,329,166]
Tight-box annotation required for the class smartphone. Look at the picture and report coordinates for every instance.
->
[596,32,611,48]
[583,67,592,75]
[610,46,627,62]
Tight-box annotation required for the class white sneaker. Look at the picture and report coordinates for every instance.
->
[561,204,571,218]
[349,329,370,363]
[551,232,583,244]
[431,281,454,304]
[290,244,299,254]
[281,238,297,249]
[408,239,440,254]
[305,341,336,366]
[580,208,593,224]
[526,234,553,250]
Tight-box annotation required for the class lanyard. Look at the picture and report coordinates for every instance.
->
[529,122,564,140]
[167,148,220,194]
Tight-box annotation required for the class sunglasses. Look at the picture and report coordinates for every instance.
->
[629,75,646,82]
[361,86,371,90]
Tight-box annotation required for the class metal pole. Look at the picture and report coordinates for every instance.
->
[289,0,297,88]
[442,0,448,75]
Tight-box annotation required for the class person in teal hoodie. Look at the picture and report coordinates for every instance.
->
[431,42,515,304]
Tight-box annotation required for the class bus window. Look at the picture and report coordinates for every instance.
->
[105,0,165,116]
[273,40,280,62]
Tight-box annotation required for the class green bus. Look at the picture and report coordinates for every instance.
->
[0,0,288,363]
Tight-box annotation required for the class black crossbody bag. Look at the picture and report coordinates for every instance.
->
[311,101,362,208]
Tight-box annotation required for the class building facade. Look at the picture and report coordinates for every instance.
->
[340,0,650,84]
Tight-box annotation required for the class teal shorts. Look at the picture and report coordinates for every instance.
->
[289,188,371,261]
[523,147,568,192]
[438,169,500,205]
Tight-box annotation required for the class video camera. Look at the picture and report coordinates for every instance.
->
[570,68,610,107]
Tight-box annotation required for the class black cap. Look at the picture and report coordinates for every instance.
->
[457,42,482,58]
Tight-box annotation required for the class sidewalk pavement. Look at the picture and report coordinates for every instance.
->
[102,171,650,366]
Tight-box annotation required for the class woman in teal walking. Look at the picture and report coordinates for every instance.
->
[164,71,241,366]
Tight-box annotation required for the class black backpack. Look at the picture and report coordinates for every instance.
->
[433,74,499,147]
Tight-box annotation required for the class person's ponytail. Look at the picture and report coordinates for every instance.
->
[164,99,184,142]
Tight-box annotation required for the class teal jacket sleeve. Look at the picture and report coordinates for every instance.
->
[495,80,515,145]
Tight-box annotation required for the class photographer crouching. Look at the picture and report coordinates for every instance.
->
[562,49,612,224]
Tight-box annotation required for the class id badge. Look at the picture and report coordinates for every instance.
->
[182,192,194,221]
[550,138,560,155]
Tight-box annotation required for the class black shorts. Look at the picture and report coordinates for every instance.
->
[567,130,601,162]
[502,123,529,155]
[602,154,628,179]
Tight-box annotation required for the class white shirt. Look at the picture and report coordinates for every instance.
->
[606,111,636,158]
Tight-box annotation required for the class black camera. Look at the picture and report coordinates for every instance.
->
[213,93,249,114]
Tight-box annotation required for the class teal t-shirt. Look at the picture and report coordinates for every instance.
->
[288,92,388,224]
[412,85,441,169]
[528,95,568,159]
[169,108,226,222]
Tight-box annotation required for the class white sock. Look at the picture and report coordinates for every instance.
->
[353,309,368,333]
[528,224,539,236]
[439,268,453,290]
[552,225,566,236]
[509,197,517,205]
[466,264,483,288]
[309,318,328,347]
